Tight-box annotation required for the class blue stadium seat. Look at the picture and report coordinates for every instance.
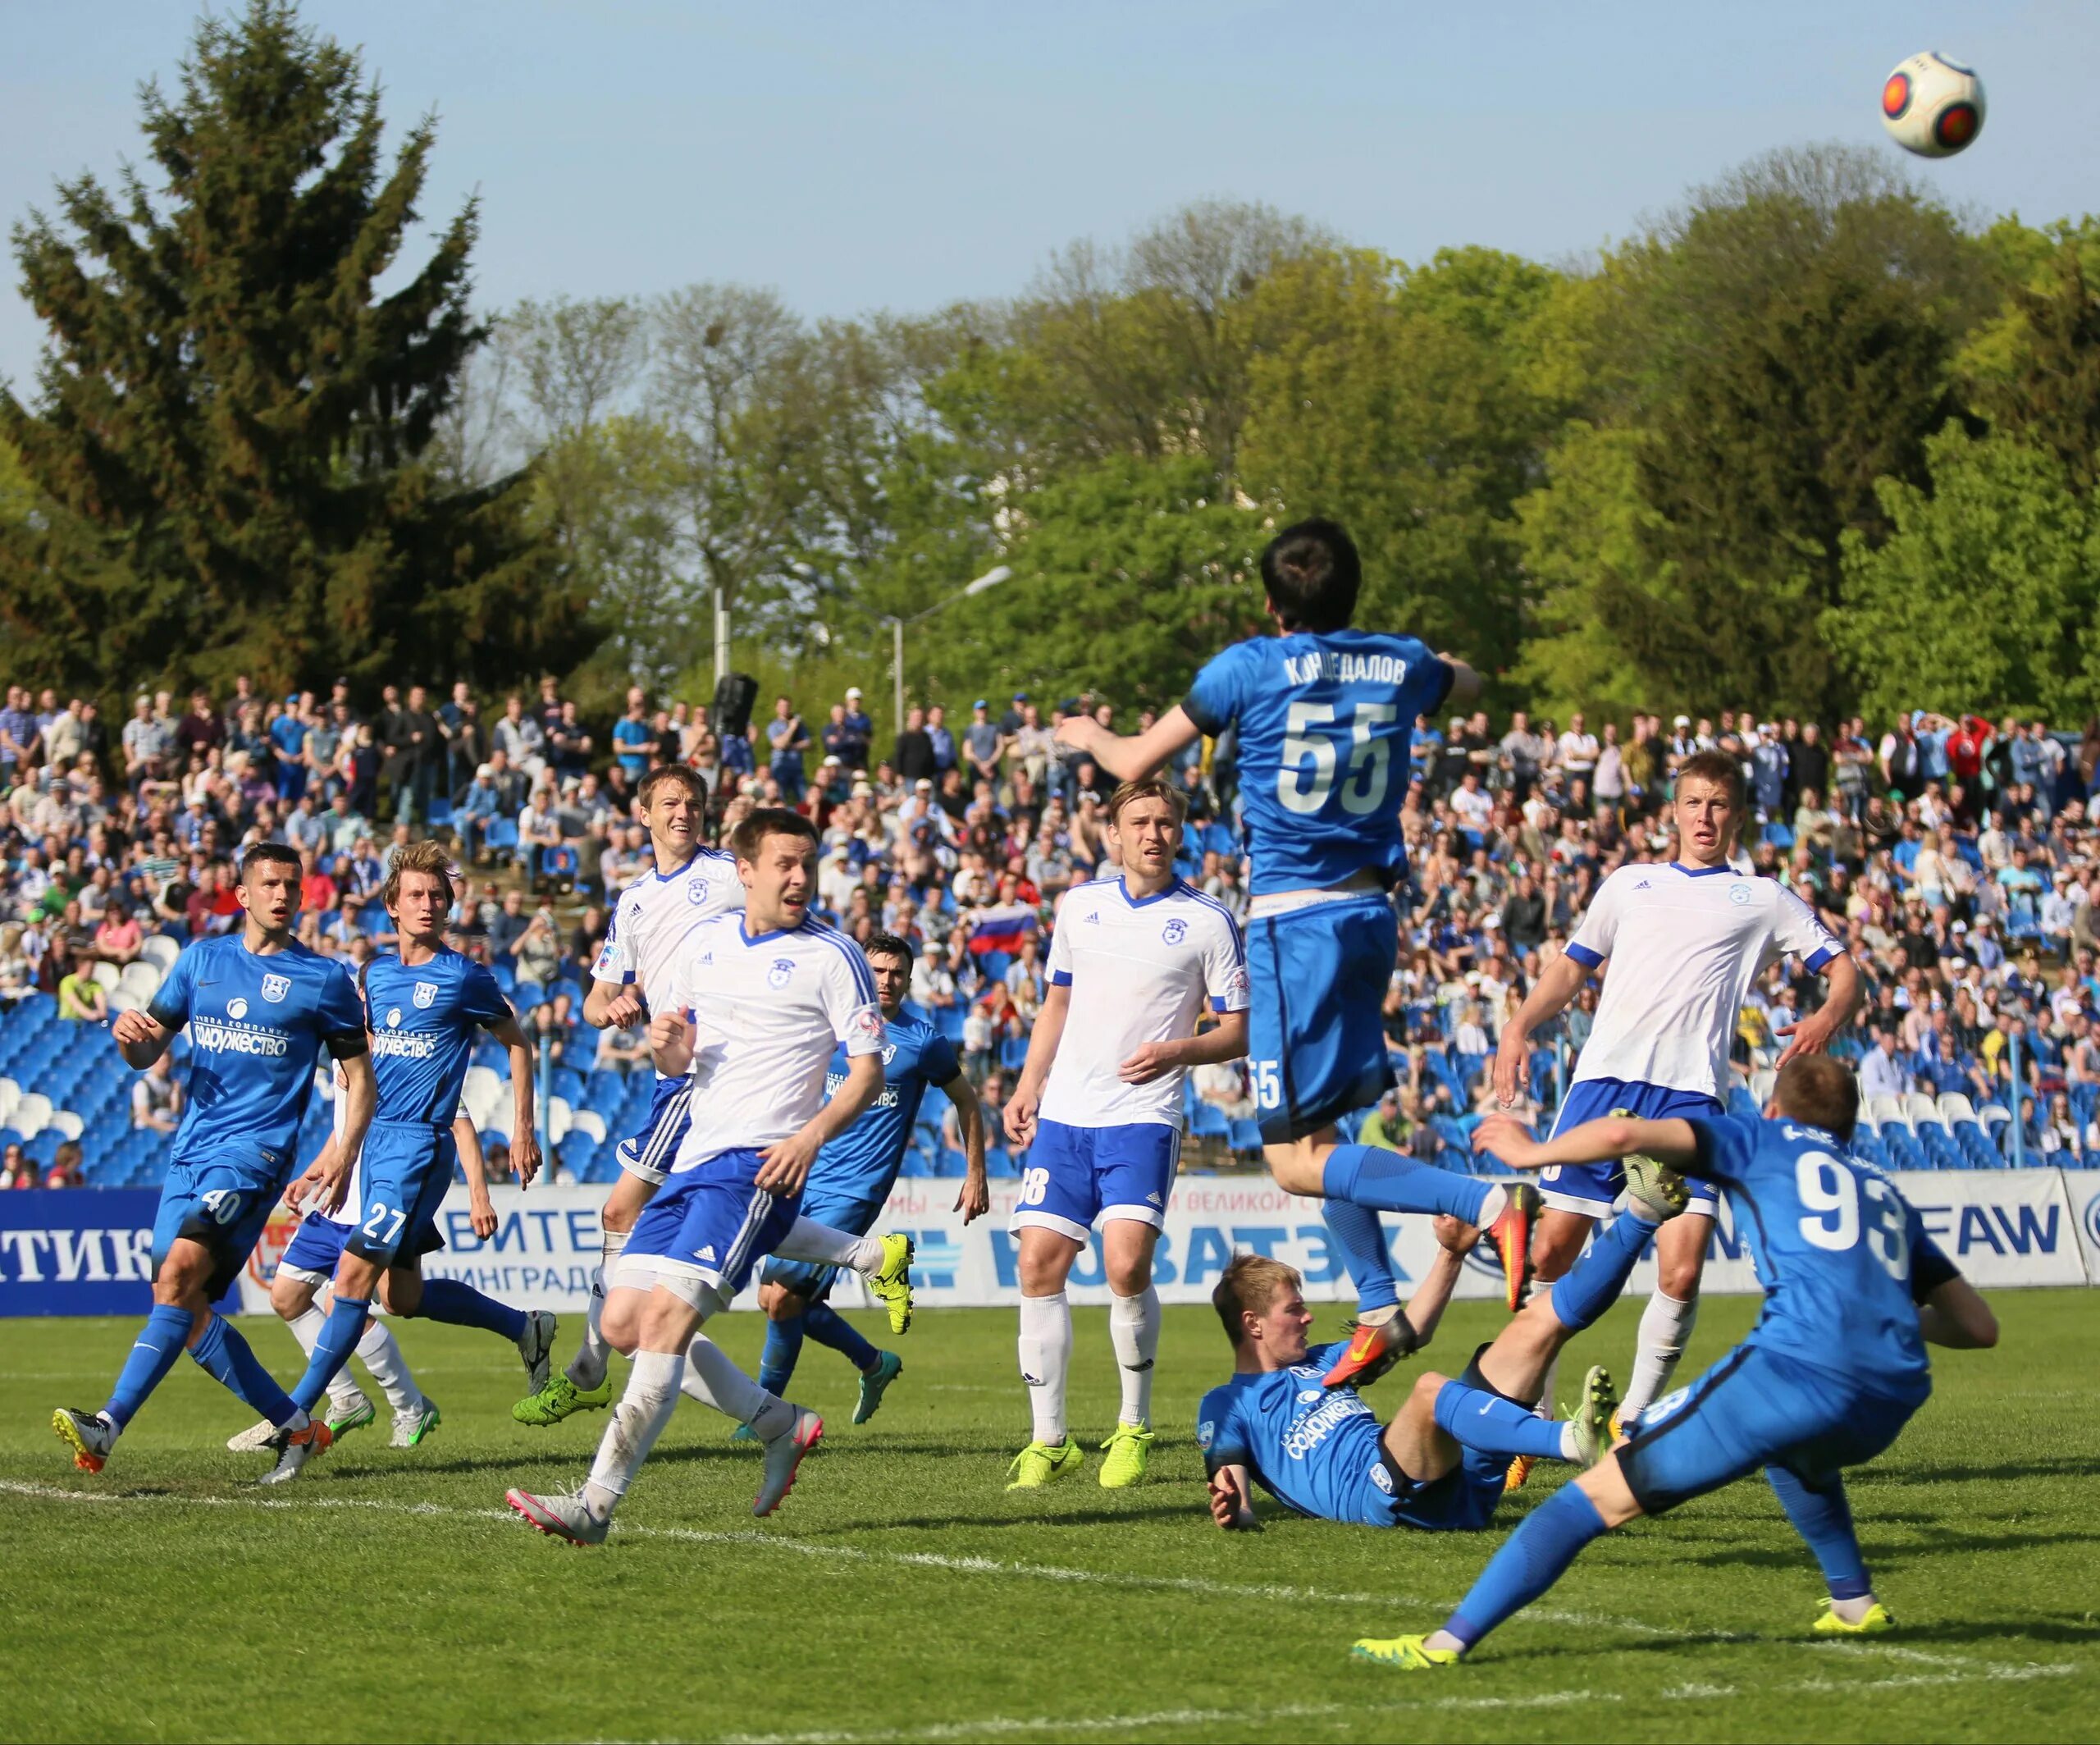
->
[1189,1102,1229,1140]
[484,818,521,858]
[1226,1117,1263,1155]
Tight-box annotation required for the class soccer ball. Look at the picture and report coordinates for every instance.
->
[1880,52,1985,158]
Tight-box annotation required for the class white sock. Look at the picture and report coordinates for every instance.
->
[1557,1420,1579,1460]
[1621,1290,1696,1418]
[582,1347,682,1519]
[1107,1286,1160,1427]
[680,1334,792,1439]
[289,1304,367,1413]
[774,1217,882,1274]
[1477,1184,1509,1227]
[1829,1593,1877,1625]
[568,1230,626,1390]
[354,1318,422,1413]
[1018,1291,1071,1447]
[1534,1351,1561,1420]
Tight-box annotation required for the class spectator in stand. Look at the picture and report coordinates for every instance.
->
[1,1143,34,1190]
[894,706,936,786]
[44,1140,84,1185]
[56,948,107,1021]
[513,906,562,988]
[964,699,1005,786]
[493,693,546,779]
[837,687,874,771]
[763,695,810,803]
[550,700,593,780]
[1859,1026,1909,1103]
[612,687,657,781]
[926,702,956,778]
[131,1054,184,1134]
[438,679,482,799]
[90,899,142,968]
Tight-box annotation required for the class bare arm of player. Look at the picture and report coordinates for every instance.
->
[298,1049,377,1217]
[648,1004,695,1078]
[1437,655,1484,710]
[1052,705,1200,783]
[1208,1464,1259,1531]
[939,1071,992,1224]
[1493,949,1591,1106]
[455,1114,499,1239]
[756,1049,883,1195]
[1917,1274,1998,1350]
[1118,1009,1249,1085]
[112,1007,173,1070]
[583,976,646,1030]
[1774,950,1862,1068]
[1005,981,1071,1149]
[1473,1112,1701,1175]
[492,1016,541,1189]
[1394,1215,1480,1354]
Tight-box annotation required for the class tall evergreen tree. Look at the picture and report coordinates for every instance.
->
[0,0,594,697]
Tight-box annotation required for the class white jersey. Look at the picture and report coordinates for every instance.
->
[592,847,741,1080]
[317,1071,468,1229]
[1566,861,1843,1099]
[659,913,885,1173]
[1039,875,1249,1130]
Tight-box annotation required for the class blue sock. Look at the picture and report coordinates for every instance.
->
[1320,1202,1401,1316]
[415,1277,528,1342]
[1434,1379,1568,1459]
[1764,1466,1870,1598]
[290,1295,370,1414]
[804,1302,880,1373]
[103,1304,195,1429]
[190,1314,299,1428]
[759,1315,806,1398]
[1445,1480,1609,1651]
[1322,1144,1491,1226]
[1548,1213,1659,1332]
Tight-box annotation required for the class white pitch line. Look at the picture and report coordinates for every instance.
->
[714,1663,2082,1745]
[0,1478,1664,1637]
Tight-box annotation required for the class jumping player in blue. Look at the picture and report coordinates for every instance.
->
[54,843,374,1479]
[267,839,555,1482]
[747,930,989,1428]
[1353,1055,2001,1670]
[1199,1155,1689,1537]
[1055,518,1536,1382]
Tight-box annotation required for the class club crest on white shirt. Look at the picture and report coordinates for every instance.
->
[260,974,290,1003]
[768,957,795,989]
[1728,883,1753,905]
[413,980,438,1007]
[686,880,712,907]
[1162,918,1187,944]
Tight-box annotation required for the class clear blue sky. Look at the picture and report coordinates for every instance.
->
[2,0,2093,390]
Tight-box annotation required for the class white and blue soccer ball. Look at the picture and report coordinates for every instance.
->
[1881,52,1985,158]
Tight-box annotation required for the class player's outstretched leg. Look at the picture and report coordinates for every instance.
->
[1765,1466,1893,1635]
[518,1167,655,1425]
[769,1220,915,1334]
[678,1332,824,1513]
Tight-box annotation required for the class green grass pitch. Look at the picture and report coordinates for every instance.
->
[1,1290,2093,1743]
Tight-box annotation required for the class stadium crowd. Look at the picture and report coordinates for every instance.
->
[6,673,2100,1181]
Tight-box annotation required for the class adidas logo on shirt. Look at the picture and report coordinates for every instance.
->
[1084,911,1101,924]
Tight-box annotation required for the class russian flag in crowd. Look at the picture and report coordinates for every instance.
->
[966,903,1039,957]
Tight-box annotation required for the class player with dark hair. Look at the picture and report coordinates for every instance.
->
[745,929,989,1428]
[1353,1055,1999,1669]
[266,839,554,1481]
[55,844,373,1478]
[1053,519,1536,1385]
[1491,749,1861,1473]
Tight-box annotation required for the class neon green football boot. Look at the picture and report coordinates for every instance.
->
[326,1395,377,1439]
[513,1372,613,1427]
[1098,1421,1154,1487]
[1005,1437,1084,1490]
[868,1234,915,1335]
[1351,1634,1463,1670]
[1813,1598,1895,1636]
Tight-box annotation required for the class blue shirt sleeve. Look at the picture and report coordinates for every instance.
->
[922,1031,962,1088]
[1183,643,1253,738]
[1682,1113,1758,1185]
[147,944,197,1031]
[1196,1385,1252,1473]
[1907,1205,1960,1304]
[316,962,370,1050]
[1396,639,1455,724]
[462,962,515,1031]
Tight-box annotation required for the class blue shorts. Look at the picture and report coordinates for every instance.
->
[623,1148,799,1297]
[277,1212,350,1284]
[1619,1344,1924,1515]
[152,1153,288,1300]
[1246,895,1398,1144]
[1372,1440,1509,1533]
[1010,1119,1180,1243]
[1540,1078,1722,1214]
[760,1185,890,1302]
[345,1121,455,1267]
[616,1075,693,1186]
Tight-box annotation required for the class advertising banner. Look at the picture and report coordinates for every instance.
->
[0,1189,247,1317]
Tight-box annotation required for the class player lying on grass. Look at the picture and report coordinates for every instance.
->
[741,930,989,1436]
[1052,519,1537,1383]
[261,842,557,1482]
[1200,1154,1687,1535]
[56,844,372,1480]
[1352,1055,2000,1670]
[225,1065,467,1453]
[505,810,911,1543]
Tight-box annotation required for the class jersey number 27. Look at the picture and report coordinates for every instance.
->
[1279,702,1396,818]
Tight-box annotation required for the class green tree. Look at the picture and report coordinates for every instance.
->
[0,1,590,697]
[1831,426,2100,721]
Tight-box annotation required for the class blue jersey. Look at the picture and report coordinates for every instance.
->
[1686,1114,1953,1402]
[806,1010,961,1202]
[363,949,514,1125]
[147,936,366,1175]
[1196,1342,1389,1525]
[1185,631,1451,896]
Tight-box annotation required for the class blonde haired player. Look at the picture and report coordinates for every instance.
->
[1001,779,1249,1491]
